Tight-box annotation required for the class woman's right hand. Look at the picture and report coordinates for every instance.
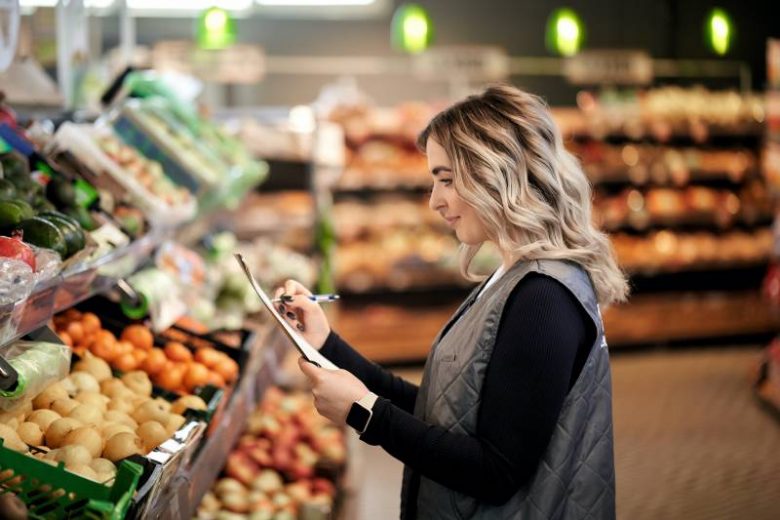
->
[273,279,331,350]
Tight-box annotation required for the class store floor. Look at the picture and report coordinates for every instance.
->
[342,347,780,520]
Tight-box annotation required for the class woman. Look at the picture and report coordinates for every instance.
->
[275,84,628,519]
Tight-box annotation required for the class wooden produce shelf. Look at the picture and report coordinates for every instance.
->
[603,291,780,347]
[334,291,780,364]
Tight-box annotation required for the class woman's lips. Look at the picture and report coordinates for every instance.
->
[445,217,460,227]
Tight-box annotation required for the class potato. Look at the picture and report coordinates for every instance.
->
[32,382,69,410]
[137,421,168,453]
[171,395,207,415]
[74,392,109,412]
[103,411,137,429]
[64,426,103,459]
[73,357,112,382]
[17,422,44,446]
[68,404,103,427]
[100,379,128,399]
[69,373,100,394]
[121,371,152,397]
[27,409,61,432]
[132,400,169,425]
[3,418,19,430]
[45,418,83,448]
[165,414,186,436]
[0,424,28,452]
[152,398,172,414]
[107,398,134,415]
[90,458,116,476]
[69,464,99,481]
[102,432,142,462]
[101,423,134,441]
[51,399,79,417]
[55,445,92,468]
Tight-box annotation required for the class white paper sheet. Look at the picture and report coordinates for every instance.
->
[234,253,338,370]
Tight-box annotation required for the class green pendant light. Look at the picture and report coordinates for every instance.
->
[197,6,236,50]
[546,7,584,57]
[706,8,733,56]
[391,3,433,54]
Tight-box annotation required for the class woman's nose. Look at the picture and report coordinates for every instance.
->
[429,185,444,211]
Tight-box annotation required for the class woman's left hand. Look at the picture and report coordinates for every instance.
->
[298,357,370,425]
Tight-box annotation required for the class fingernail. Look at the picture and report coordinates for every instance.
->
[286,312,297,320]
[296,323,305,331]
[278,305,285,313]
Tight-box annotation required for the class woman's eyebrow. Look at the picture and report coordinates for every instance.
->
[431,166,453,175]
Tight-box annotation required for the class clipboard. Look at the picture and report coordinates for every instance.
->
[234,253,338,370]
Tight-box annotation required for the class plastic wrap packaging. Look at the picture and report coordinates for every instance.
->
[0,340,70,412]
[0,258,35,306]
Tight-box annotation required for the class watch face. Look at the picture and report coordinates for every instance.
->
[347,402,371,432]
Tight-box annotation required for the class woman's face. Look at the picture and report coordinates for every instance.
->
[426,138,488,246]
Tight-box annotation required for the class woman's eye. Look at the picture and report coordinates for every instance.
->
[440,179,453,186]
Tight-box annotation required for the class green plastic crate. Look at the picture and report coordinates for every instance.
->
[0,440,142,519]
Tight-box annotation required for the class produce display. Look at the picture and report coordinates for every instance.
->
[0,355,193,482]
[593,182,772,232]
[0,152,91,261]
[196,386,345,519]
[95,134,192,207]
[557,87,764,141]
[52,309,238,393]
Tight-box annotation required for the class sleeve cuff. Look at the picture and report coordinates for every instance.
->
[358,396,390,446]
[319,330,341,358]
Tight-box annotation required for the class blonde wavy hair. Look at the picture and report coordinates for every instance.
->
[418,84,629,305]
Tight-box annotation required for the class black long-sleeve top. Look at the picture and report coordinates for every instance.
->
[320,273,596,505]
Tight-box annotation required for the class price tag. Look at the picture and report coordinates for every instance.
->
[413,45,509,82]
[0,0,19,72]
[564,49,653,86]
[152,40,266,84]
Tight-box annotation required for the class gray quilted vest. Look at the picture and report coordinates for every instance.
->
[400,259,616,520]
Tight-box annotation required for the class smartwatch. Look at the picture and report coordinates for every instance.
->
[346,392,378,434]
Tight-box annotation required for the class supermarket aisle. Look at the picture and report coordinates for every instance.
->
[345,347,780,520]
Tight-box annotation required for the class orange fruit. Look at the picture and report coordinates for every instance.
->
[115,340,134,357]
[90,331,118,361]
[131,349,148,364]
[142,348,167,376]
[65,322,84,344]
[121,324,154,351]
[81,313,101,334]
[193,348,221,368]
[113,352,139,372]
[164,342,193,363]
[155,363,184,391]
[59,331,73,347]
[213,359,238,383]
[205,370,226,388]
[183,363,209,391]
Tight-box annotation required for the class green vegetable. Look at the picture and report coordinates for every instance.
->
[15,217,67,258]
[38,211,86,256]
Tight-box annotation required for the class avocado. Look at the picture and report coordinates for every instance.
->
[46,177,77,207]
[38,211,86,256]
[0,200,29,229]
[15,217,67,258]
[0,179,16,200]
[64,206,97,231]
[4,200,34,220]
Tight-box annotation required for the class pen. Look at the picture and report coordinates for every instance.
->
[271,294,341,304]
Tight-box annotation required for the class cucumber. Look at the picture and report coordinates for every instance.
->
[15,217,67,258]
[0,179,16,200]
[38,211,86,256]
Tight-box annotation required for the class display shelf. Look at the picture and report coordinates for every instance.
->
[599,216,774,234]
[602,291,780,348]
[0,230,165,348]
[567,131,764,148]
